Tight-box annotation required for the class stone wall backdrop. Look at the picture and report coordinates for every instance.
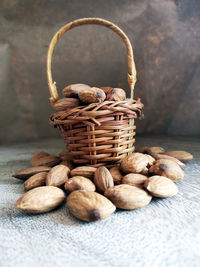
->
[0,0,200,143]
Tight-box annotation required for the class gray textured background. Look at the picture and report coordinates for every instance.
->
[0,0,200,143]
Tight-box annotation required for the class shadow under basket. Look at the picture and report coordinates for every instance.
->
[47,18,143,167]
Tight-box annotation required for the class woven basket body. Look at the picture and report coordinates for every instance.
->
[50,100,142,167]
[47,18,143,167]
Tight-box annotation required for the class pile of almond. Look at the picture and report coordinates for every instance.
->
[53,83,126,111]
[13,147,193,222]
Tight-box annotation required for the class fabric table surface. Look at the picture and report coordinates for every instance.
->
[0,136,200,267]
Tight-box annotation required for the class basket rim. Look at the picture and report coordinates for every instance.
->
[49,98,143,127]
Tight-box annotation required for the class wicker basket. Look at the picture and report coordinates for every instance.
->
[47,18,143,167]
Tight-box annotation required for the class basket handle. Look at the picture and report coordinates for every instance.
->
[47,18,137,104]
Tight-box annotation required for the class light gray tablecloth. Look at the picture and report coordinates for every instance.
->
[0,137,200,267]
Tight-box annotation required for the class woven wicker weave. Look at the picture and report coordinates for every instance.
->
[47,18,143,167]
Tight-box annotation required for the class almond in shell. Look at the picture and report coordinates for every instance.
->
[15,186,65,213]
[135,146,149,153]
[67,190,116,222]
[59,160,74,170]
[122,173,148,186]
[149,159,184,182]
[104,184,152,210]
[149,152,185,167]
[78,87,106,103]
[94,166,114,193]
[109,166,123,184]
[12,166,51,180]
[141,167,149,176]
[23,172,48,191]
[30,151,50,167]
[59,149,73,161]
[106,88,126,101]
[136,146,165,154]
[100,86,113,94]
[70,166,97,179]
[162,151,193,162]
[145,154,156,167]
[53,98,80,111]
[144,175,178,198]
[46,165,70,187]
[64,176,96,193]
[62,84,90,98]
[32,155,61,167]
[146,147,165,154]
[120,153,149,174]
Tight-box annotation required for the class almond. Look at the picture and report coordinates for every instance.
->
[23,172,48,191]
[70,166,97,179]
[122,173,148,186]
[59,160,74,170]
[147,147,165,154]
[136,146,165,154]
[141,167,149,176]
[12,166,51,180]
[32,155,61,167]
[100,86,113,94]
[149,152,185,167]
[64,176,96,193]
[15,186,65,213]
[67,190,116,222]
[62,84,90,98]
[109,166,123,184]
[104,184,152,210]
[78,87,106,103]
[46,165,70,187]
[30,151,50,167]
[54,98,80,111]
[106,88,126,101]
[145,154,156,167]
[149,159,184,182]
[144,175,178,198]
[135,146,149,153]
[162,151,193,162]
[59,149,73,161]
[120,153,149,173]
[94,167,114,193]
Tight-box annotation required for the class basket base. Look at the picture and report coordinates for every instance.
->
[62,119,136,167]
